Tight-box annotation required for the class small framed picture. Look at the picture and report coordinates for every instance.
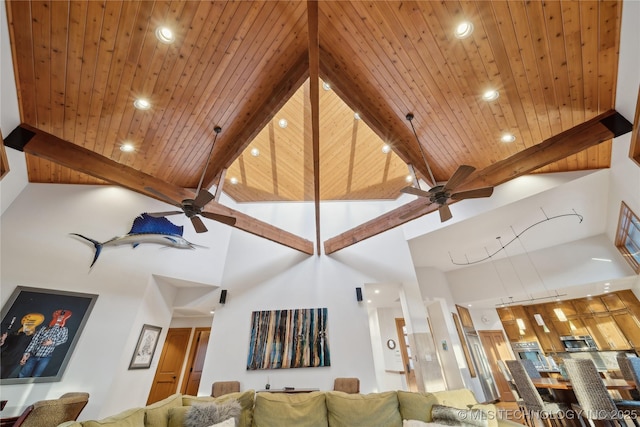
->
[128,324,162,369]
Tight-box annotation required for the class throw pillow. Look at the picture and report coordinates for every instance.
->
[207,419,236,427]
[431,404,488,427]
[184,399,241,427]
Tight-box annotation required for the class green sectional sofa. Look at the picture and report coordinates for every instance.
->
[58,388,523,427]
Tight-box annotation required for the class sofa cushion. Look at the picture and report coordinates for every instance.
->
[469,404,499,427]
[178,390,254,427]
[82,407,145,427]
[325,391,402,427]
[431,389,478,409]
[252,391,328,427]
[145,393,183,427]
[398,390,438,422]
[431,404,488,427]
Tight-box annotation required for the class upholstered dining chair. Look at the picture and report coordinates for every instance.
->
[13,392,89,427]
[211,381,241,397]
[618,355,640,400]
[626,357,640,400]
[333,377,360,394]
[498,360,532,427]
[563,359,640,427]
[505,360,570,427]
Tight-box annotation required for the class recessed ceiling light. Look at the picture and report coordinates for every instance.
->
[155,26,175,44]
[501,133,516,143]
[604,283,611,287]
[482,90,499,101]
[210,309,215,314]
[382,144,391,154]
[468,304,472,307]
[250,148,260,157]
[278,118,288,128]
[133,98,150,110]
[367,299,372,303]
[405,175,413,183]
[586,294,592,297]
[374,289,380,294]
[322,82,331,91]
[454,21,474,39]
[354,112,361,120]
[230,177,238,185]
[120,143,135,152]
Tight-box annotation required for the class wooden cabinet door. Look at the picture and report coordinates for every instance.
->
[594,315,631,350]
[612,312,640,349]
[502,322,523,342]
[524,305,563,352]
[496,307,515,322]
[582,316,612,350]
[601,293,626,312]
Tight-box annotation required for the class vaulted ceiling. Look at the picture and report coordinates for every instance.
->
[2,0,632,255]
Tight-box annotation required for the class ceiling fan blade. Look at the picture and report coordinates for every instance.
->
[190,216,208,233]
[399,201,435,220]
[144,186,180,206]
[451,186,494,200]
[193,189,215,208]
[201,211,237,226]
[147,211,183,218]
[442,165,475,192]
[439,204,453,222]
[400,186,432,198]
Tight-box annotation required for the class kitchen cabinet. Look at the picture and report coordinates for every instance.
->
[496,307,515,322]
[524,305,564,352]
[601,293,626,312]
[593,314,630,350]
[495,290,640,352]
[612,312,640,349]
[573,297,607,314]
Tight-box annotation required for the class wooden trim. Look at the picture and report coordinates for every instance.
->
[0,129,9,180]
[453,312,476,378]
[324,110,626,254]
[17,124,314,255]
[630,86,640,167]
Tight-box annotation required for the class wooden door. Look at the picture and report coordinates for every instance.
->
[395,318,417,391]
[181,328,211,395]
[478,330,516,402]
[147,328,192,404]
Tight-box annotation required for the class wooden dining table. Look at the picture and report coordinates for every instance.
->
[531,377,637,391]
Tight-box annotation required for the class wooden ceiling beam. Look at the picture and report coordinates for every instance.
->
[6,124,314,255]
[308,0,321,255]
[323,110,632,255]
[204,53,310,190]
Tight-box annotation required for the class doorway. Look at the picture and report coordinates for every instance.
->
[147,327,211,404]
[478,330,516,402]
[395,318,418,391]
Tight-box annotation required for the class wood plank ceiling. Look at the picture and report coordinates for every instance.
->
[3,1,627,254]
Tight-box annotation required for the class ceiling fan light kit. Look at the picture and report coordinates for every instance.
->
[400,113,495,223]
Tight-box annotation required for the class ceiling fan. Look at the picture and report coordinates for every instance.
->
[145,125,236,233]
[400,113,494,222]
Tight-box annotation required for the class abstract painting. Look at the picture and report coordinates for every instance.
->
[247,308,330,370]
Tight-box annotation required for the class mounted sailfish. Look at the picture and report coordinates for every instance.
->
[71,213,200,268]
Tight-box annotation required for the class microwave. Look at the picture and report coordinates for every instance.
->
[560,335,598,352]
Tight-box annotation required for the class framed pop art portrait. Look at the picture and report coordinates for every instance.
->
[0,286,98,384]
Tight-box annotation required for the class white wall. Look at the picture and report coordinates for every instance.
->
[0,184,232,418]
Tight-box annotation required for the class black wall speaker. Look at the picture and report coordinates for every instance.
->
[219,289,227,304]
[356,287,363,302]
